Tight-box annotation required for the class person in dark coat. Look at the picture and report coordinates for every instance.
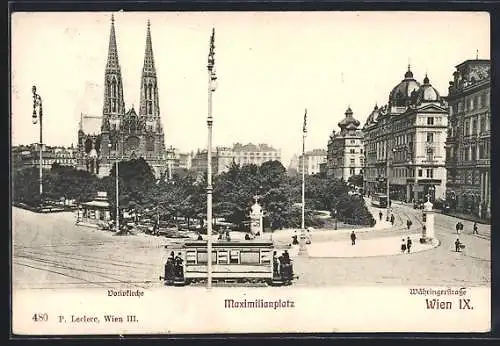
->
[390,214,395,226]
[407,219,412,230]
[379,211,383,221]
[455,222,460,235]
[473,222,479,235]
[401,239,407,253]
[350,231,356,245]
[174,252,184,277]
[407,237,412,253]
[455,238,461,252]
[272,251,279,276]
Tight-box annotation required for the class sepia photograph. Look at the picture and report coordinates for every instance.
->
[11,11,491,334]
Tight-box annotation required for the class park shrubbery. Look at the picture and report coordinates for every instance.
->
[12,159,375,229]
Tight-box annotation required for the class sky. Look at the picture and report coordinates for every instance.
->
[11,11,490,166]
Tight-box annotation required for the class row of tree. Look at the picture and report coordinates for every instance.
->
[12,159,375,229]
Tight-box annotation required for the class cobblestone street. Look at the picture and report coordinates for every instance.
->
[12,202,490,289]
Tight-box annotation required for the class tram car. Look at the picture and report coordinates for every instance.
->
[371,193,388,208]
[159,240,297,286]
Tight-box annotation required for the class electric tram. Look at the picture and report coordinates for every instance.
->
[159,240,297,286]
[371,193,388,208]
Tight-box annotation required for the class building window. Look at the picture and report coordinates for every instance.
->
[350,168,355,175]
[471,145,476,161]
[418,169,422,177]
[464,120,470,135]
[426,133,434,143]
[472,119,478,134]
[351,140,355,144]
[350,159,355,165]
[426,169,433,178]
[350,149,355,154]
[427,117,434,125]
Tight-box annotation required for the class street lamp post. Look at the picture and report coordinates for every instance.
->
[32,86,43,199]
[108,143,119,232]
[206,28,217,289]
[299,109,308,256]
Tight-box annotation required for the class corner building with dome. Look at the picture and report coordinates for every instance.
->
[76,16,167,178]
[326,106,365,180]
[362,65,448,203]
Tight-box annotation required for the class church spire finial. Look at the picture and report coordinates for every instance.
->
[142,20,156,76]
[106,13,120,71]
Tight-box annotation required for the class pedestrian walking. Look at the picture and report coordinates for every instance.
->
[390,214,395,226]
[406,219,412,230]
[455,222,460,235]
[379,211,383,221]
[350,231,356,246]
[455,238,461,252]
[401,239,407,253]
[407,236,412,253]
[473,222,479,235]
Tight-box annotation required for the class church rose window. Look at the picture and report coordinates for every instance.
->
[126,136,140,150]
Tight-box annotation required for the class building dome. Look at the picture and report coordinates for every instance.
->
[338,106,360,131]
[415,74,441,103]
[388,65,421,107]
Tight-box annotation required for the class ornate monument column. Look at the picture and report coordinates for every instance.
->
[250,196,263,236]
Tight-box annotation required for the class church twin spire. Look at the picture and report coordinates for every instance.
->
[103,15,159,119]
[139,19,159,117]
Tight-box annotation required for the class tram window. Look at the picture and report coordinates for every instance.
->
[186,250,197,265]
[260,250,271,264]
[197,251,217,264]
[240,251,260,264]
[229,250,240,264]
[217,250,229,264]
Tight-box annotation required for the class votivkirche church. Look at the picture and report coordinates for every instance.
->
[77,15,167,178]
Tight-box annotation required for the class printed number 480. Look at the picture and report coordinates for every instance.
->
[32,313,48,322]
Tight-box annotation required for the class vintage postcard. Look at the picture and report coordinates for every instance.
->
[11,11,491,335]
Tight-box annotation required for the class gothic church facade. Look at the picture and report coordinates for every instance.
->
[77,15,167,178]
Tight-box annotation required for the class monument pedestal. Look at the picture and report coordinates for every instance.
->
[250,200,263,237]
[422,200,434,242]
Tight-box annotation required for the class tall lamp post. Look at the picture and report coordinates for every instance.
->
[32,86,43,199]
[206,28,217,289]
[108,143,120,232]
[299,109,308,255]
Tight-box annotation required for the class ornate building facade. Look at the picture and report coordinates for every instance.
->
[77,16,167,178]
[326,107,364,180]
[362,66,448,202]
[444,59,490,219]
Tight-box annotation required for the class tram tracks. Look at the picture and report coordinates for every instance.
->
[13,245,162,290]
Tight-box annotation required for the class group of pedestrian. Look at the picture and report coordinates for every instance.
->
[455,221,479,235]
[401,237,412,254]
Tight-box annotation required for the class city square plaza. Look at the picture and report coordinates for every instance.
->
[12,197,490,289]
